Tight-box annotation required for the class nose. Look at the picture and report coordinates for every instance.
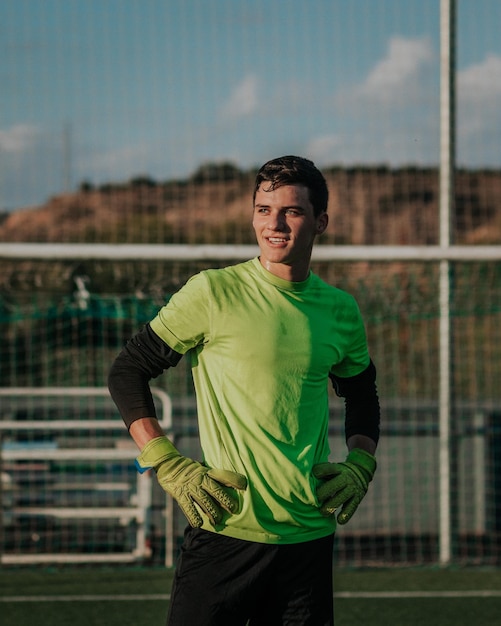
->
[267,211,287,231]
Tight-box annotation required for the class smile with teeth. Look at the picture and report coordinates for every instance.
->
[267,236,288,244]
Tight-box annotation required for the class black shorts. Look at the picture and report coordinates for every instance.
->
[166,527,335,626]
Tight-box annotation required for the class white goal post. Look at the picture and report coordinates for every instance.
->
[2,243,501,567]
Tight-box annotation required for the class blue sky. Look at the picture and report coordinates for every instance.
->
[1,0,500,210]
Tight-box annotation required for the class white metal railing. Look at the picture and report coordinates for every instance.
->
[0,387,175,567]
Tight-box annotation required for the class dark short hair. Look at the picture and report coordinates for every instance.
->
[253,155,329,217]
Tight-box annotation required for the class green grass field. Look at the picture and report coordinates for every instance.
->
[1,566,501,625]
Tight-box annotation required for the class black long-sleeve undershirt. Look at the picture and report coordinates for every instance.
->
[108,324,183,428]
[330,360,381,444]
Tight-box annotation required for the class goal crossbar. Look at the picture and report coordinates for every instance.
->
[1,243,501,262]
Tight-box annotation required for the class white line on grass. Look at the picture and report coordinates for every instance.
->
[2,591,501,602]
[335,591,501,598]
[0,594,170,602]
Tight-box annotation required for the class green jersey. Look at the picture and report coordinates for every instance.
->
[150,257,370,543]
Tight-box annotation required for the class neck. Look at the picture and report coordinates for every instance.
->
[258,257,310,282]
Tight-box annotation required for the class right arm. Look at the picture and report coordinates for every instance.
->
[108,323,246,527]
[107,323,183,431]
[129,416,166,450]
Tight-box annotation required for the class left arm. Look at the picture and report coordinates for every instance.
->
[330,358,380,450]
[347,434,377,456]
[313,360,380,524]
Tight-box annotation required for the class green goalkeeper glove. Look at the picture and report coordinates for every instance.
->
[136,436,247,528]
[313,448,377,525]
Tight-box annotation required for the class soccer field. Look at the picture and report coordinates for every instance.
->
[1,567,501,626]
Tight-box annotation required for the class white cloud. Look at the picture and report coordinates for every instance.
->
[327,35,436,127]
[457,54,501,165]
[458,54,501,105]
[219,74,260,121]
[307,36,438,167]
[306,130,435,168]
[0,124,40,154]
[306,135,342,164]
[79,143,155,182]
[358,36,434,103]
[457,54,501,115]
[0,124,62,210]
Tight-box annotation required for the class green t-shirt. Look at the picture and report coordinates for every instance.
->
[150,257,370,543]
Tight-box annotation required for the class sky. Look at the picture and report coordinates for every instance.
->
[1,0,501,211]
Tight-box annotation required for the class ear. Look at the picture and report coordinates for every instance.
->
[315,212,328,235]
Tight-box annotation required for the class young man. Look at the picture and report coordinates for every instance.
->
[108,155,380,625]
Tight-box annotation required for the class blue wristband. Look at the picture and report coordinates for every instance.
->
[134,458,153,474]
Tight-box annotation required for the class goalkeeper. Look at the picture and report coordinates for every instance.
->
[108,155,380,626]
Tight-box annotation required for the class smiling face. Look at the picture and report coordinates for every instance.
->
[252,183,328,282]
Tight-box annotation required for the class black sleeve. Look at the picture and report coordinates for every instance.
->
[329,360,380,445]
[108,323,183,430]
